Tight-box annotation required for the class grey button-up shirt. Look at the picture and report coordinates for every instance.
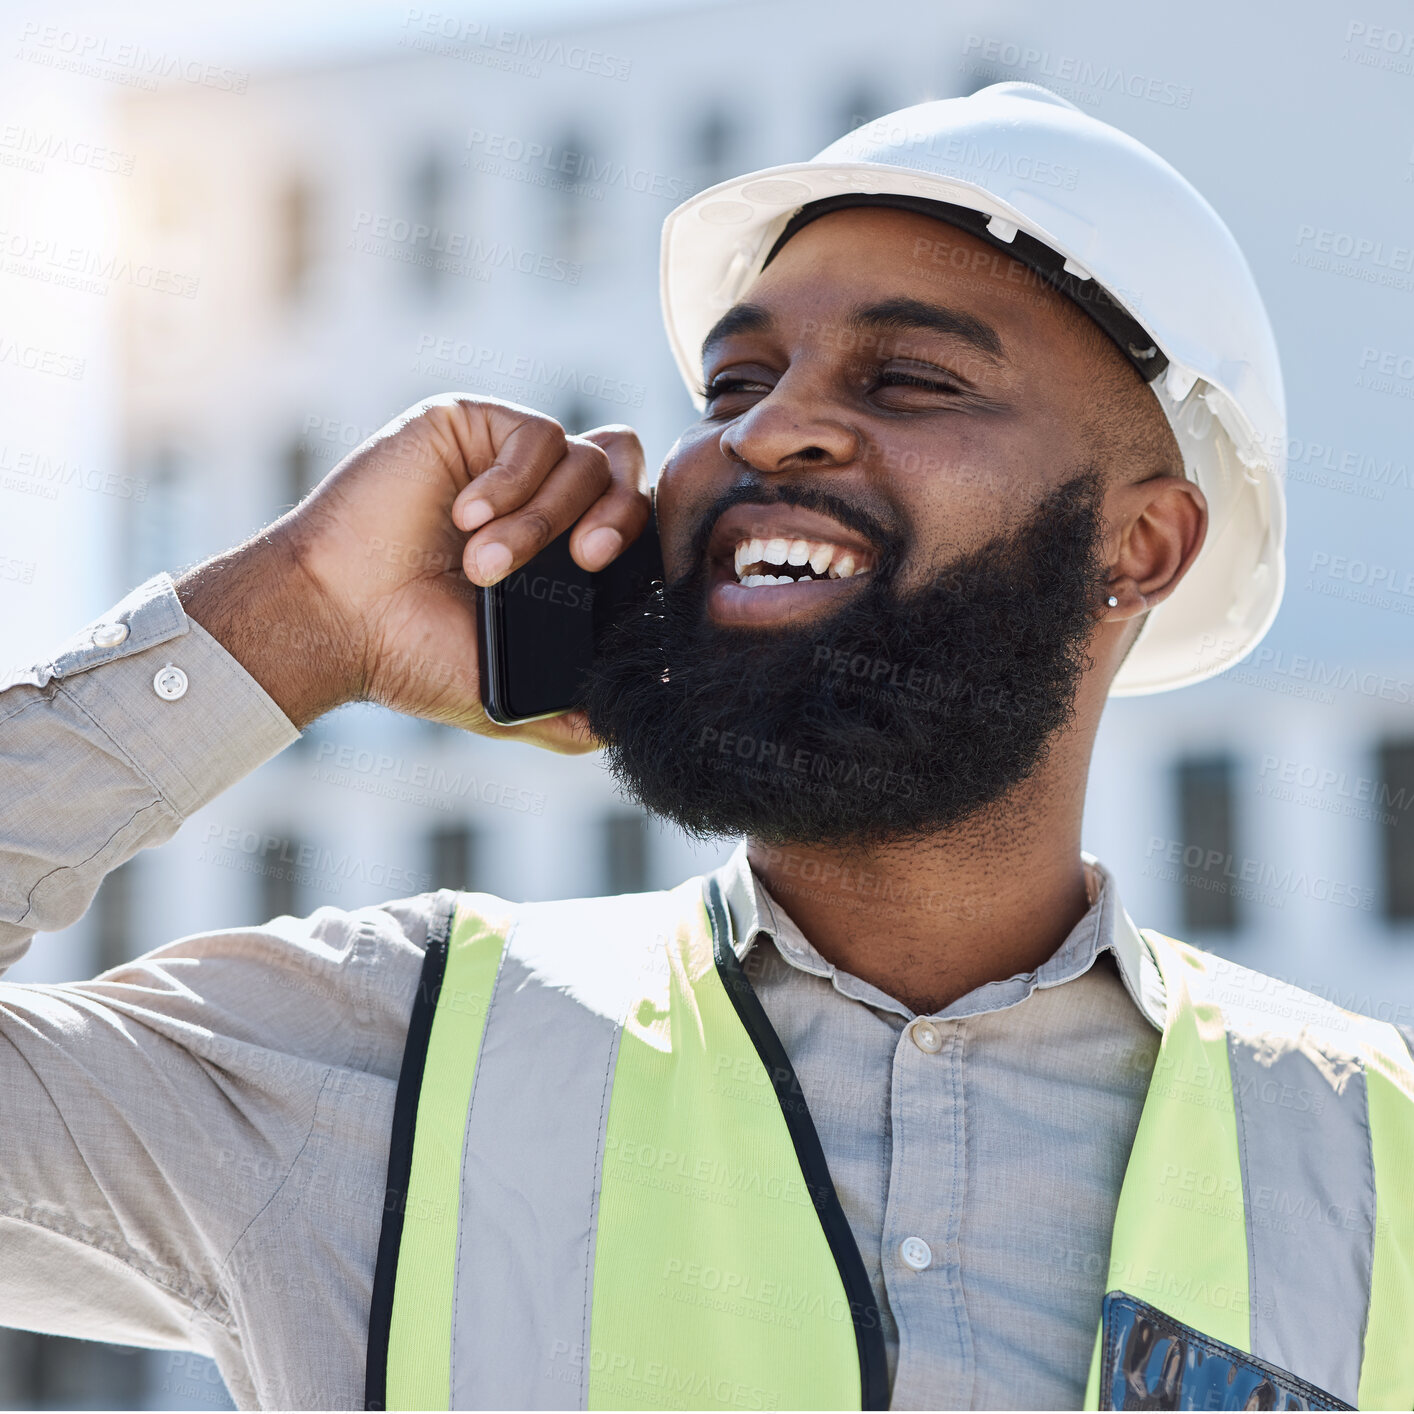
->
[0,575,1163,1410]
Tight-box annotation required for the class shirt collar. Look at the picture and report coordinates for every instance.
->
[709,840,1166,1032]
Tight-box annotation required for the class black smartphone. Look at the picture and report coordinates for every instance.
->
[477,512,664,725]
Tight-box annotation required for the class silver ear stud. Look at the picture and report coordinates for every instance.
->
[1105,595,1119,608]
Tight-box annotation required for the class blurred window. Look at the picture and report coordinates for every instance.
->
[1175,755,1239,933]
[602,811,649,895]
[1378,739,1414,921]
[552,128,594,264]
[123,445,188,587]
[283,436,319,511]
[691,109,734,189]
[259,832,303,921]
[833,85,886,141]
[0,1331,148,1409]
[278,177,316,302]
[428,823,480,892]
[92,858,140,975]
[410,148,452,295]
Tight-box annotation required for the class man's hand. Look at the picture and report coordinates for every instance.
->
[176,395,650,751]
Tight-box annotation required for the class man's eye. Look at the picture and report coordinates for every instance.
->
[701,375,769,400]
[876,371,963,394]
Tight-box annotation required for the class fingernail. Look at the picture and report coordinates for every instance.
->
[474,542,512,583]
[580,526,622,570]
[459,499,493,532]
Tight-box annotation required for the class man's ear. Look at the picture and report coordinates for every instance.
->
[1099,474,1207,618]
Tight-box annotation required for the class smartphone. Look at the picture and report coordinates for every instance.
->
[477,513,664,725]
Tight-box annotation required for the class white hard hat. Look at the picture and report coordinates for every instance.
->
[659,82,1286,696]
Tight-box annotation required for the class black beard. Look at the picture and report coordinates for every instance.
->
[581,471,1109,850]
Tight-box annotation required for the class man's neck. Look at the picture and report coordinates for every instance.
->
[746,796,1091,1017]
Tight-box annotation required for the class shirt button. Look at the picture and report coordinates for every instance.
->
[92,622,129,648]
[152,664,188,701]
[899,1236,933,1272]
[909,1018,943,1053]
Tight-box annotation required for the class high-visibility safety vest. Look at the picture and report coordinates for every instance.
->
[363,876,1414,1412]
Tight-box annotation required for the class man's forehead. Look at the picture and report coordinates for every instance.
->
[700,293,1009,366]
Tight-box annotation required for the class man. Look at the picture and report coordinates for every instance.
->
[1,83,1410,1413]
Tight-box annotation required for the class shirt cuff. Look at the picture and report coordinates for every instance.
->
[12,573,301,817]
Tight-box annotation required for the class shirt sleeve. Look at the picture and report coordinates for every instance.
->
[0,573,300,969]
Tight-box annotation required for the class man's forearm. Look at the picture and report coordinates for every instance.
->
[0,574,298,966]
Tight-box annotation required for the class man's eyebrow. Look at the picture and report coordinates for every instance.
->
[850,297,1006,360]
[700,302,773,361]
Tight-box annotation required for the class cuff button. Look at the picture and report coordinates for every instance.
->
[153,664,189,701]
[92,622,130,648]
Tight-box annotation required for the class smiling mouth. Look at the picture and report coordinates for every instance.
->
[730,536,874,587]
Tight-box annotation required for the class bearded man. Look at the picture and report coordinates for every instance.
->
[2,84,1410,1413]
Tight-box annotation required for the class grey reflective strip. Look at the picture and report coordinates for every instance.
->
[447,891,675,1411]
[1228,1034,1375,1406]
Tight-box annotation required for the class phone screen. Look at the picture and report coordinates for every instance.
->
[478,515,663,725]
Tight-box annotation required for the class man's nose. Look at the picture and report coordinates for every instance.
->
[718,375,860,473]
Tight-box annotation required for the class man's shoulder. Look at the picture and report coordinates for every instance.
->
[1143,928,1414,1069]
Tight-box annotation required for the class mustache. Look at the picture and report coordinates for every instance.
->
[683,477,907,578]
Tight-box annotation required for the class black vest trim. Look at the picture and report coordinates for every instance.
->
[705,877,891,1412]
[363,890,457,1412]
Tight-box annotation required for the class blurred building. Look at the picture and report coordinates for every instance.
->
[5,0,1411,1406]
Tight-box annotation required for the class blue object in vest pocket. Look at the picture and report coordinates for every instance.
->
[1099,1292,1352,1411]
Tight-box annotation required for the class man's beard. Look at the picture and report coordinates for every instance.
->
[581,471,1109,850]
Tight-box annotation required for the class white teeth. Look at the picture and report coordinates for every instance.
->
[829,553,858,580]
[734,543,749,576]
[746,537,765,567]
[787,539,810,565]
[809,543,833,574]
[763,538,789,566]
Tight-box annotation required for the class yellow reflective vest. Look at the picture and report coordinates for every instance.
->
[364,877,1414,1411]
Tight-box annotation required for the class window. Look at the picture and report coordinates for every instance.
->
[428,823,480,892]
[0,1331,149,1410]
[690,109,734,190]
[1175,756,1239,932]
[409,148,451,295]
[283,436,319,512]
[1378,738,1414,921]
[602,812,649,895]
[259,833,303,921]
[92,858,139,974]
[551,128,594,264]
[123,445,188,586]
[278,176,315,302]
[833,85,886,142]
